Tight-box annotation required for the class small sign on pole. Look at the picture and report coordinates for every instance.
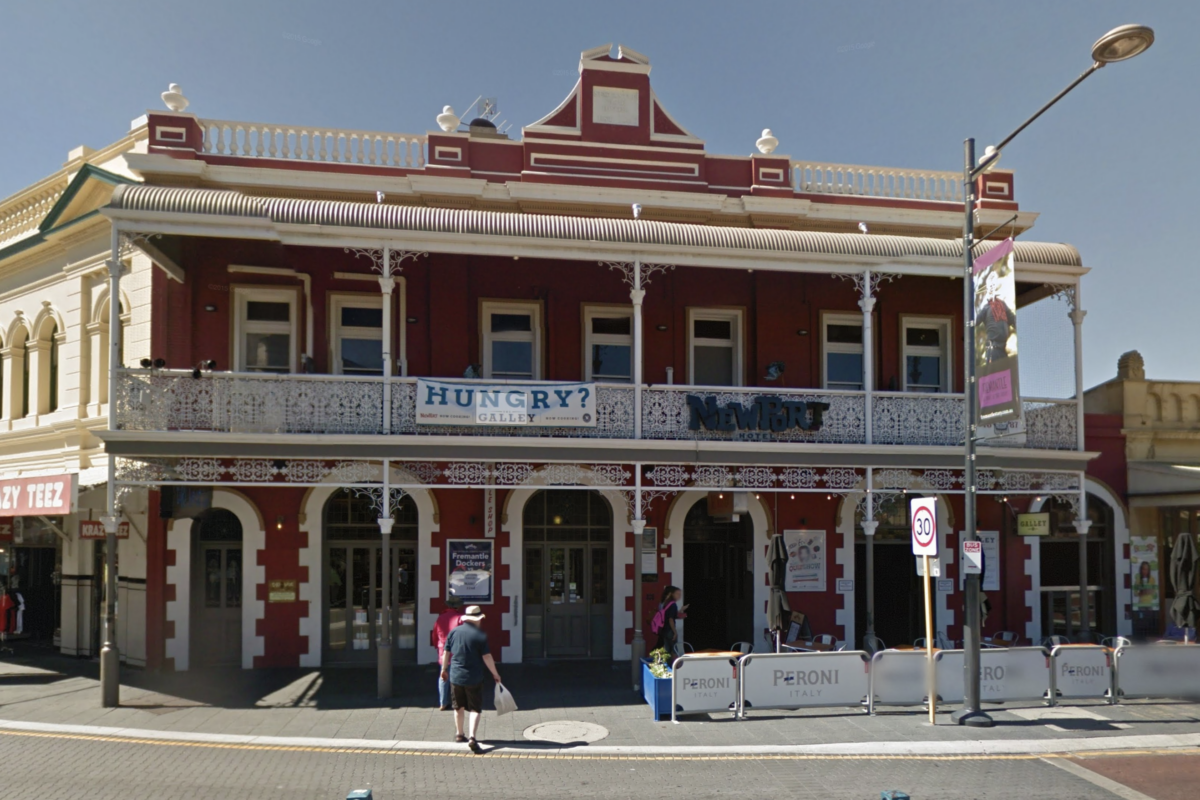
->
[910,497,938,725]
[962,540,983,575]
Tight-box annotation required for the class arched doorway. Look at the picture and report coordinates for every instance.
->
[322,489,419,664]
[682,498,754,651]
[191,508,243,667]
[522,490,613,659]
[1039,494,1114,640]
[854,496,930,650]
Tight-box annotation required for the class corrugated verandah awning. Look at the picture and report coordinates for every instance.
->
[104,184,1083,270]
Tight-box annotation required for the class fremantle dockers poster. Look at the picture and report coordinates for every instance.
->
[973,238,1021,424]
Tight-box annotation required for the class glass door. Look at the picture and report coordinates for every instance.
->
[545,546,588,656]
[325,542,417,663]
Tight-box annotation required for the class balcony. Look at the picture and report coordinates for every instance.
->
[114,371,1079,450]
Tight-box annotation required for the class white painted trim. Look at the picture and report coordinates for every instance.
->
[1027,482,1132,638]
[582,305,633,382]
[206,489,267,669]
[822,311,865,391]
[899,315,953,393]
[499,472,634,662]
[524,79,582,134]
[1024,534,1042,644]
[481,300,542,380]
[299,465,439,665]
[528,153,700,178]
[231,286,299,373]
[328,292,384,376]
[686,307,744,387]
[164,518,193,670]
[664,491,770,652]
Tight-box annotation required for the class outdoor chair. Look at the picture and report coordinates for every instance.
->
[1039,635,1071,648]
[682,642,695,654]
[1102,636,1131,649]
[983,630,1019,648]
[731,641,754,654]
[812,634,837,648]
[863,635,887,653]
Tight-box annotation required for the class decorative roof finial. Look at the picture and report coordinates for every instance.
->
[436,106,461,132]
[161,84,189,113]
[756,128,779,155]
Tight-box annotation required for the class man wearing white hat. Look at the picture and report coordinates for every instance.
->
[441,604,501,752]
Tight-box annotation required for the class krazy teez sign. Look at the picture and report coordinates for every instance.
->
[79,520,131,540]
[0,473,76,516]
[416,379,597,427]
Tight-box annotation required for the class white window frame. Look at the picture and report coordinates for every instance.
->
[232,286,299,373]
[481,300,542,380]
[329,293,385,376]
[821,312,864,391]
[687,307,743,387]
[582,305,634,383]
[900,315,953,393]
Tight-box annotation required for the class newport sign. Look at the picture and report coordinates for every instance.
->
[417,379,597,427]
[687,395,831,433]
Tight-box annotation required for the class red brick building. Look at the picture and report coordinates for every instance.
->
[0,44,1113,674]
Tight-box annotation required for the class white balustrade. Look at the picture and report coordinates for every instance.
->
[1023,397,1078,450]
[792,160,963,203]
[199,118,426,168]
[115,371,1076,450]
[0,181,66,249]
[873,392,965,446]
[641,386,866,444]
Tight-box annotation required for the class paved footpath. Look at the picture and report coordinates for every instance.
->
[0,646,1197,798]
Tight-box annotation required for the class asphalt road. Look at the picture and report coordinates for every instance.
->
[1,728,1181,800]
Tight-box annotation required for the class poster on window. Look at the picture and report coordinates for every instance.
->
[784,530,825,592]
[416,379,597,427]
[960,531,1000,592]
[446,540,493,604]
[1130,537,1160,611]
[973,238,1021,425]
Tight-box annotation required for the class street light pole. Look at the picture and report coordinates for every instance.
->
[952,137,991,727]
[950,23,1153,727]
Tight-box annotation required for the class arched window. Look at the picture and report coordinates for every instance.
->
[47,323,58,413]
[91,298,126,408]
[18,328,29,418]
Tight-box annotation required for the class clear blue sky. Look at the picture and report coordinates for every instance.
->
[2,1,1193,389]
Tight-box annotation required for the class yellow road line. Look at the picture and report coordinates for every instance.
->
[0,728,1195,762]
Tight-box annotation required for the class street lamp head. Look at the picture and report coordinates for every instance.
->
[1091,24,1154,65]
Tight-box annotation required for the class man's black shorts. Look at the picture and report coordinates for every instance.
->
[451,683,483,713]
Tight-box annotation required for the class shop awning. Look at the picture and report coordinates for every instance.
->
[1129,462,1200,506]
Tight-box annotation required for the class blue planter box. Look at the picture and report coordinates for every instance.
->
[642,658,673,721]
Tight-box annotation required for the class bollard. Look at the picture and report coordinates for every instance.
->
[347,791,373,800]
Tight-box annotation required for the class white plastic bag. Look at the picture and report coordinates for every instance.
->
[494,682,518,715]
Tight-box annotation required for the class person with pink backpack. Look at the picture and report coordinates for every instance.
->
[650,585,688,656]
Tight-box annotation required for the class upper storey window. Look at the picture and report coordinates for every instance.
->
[688,308,742,387]
[901,317,952,393]
[331,294,384,376]
[234,287,297,373]
[822,314,863,391]
[584,306,633,383]
[482,301,541,380]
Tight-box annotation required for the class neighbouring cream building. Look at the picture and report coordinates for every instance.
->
[0,130,154,664]
[1085,351,1200,638]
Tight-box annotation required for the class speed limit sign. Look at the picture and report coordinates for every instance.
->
[910,497,938,556]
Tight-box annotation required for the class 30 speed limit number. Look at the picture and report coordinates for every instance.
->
[910,497,938,556]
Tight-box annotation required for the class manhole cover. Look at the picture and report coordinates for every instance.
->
[522,720,609,744]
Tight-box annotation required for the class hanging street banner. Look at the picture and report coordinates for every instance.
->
[973,238,1022,424]
[416,379,597,427]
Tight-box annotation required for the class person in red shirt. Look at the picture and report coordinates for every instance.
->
[434,595,464,710]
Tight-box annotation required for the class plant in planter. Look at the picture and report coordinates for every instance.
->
[647,647,673,678]
[642,647,675,721]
